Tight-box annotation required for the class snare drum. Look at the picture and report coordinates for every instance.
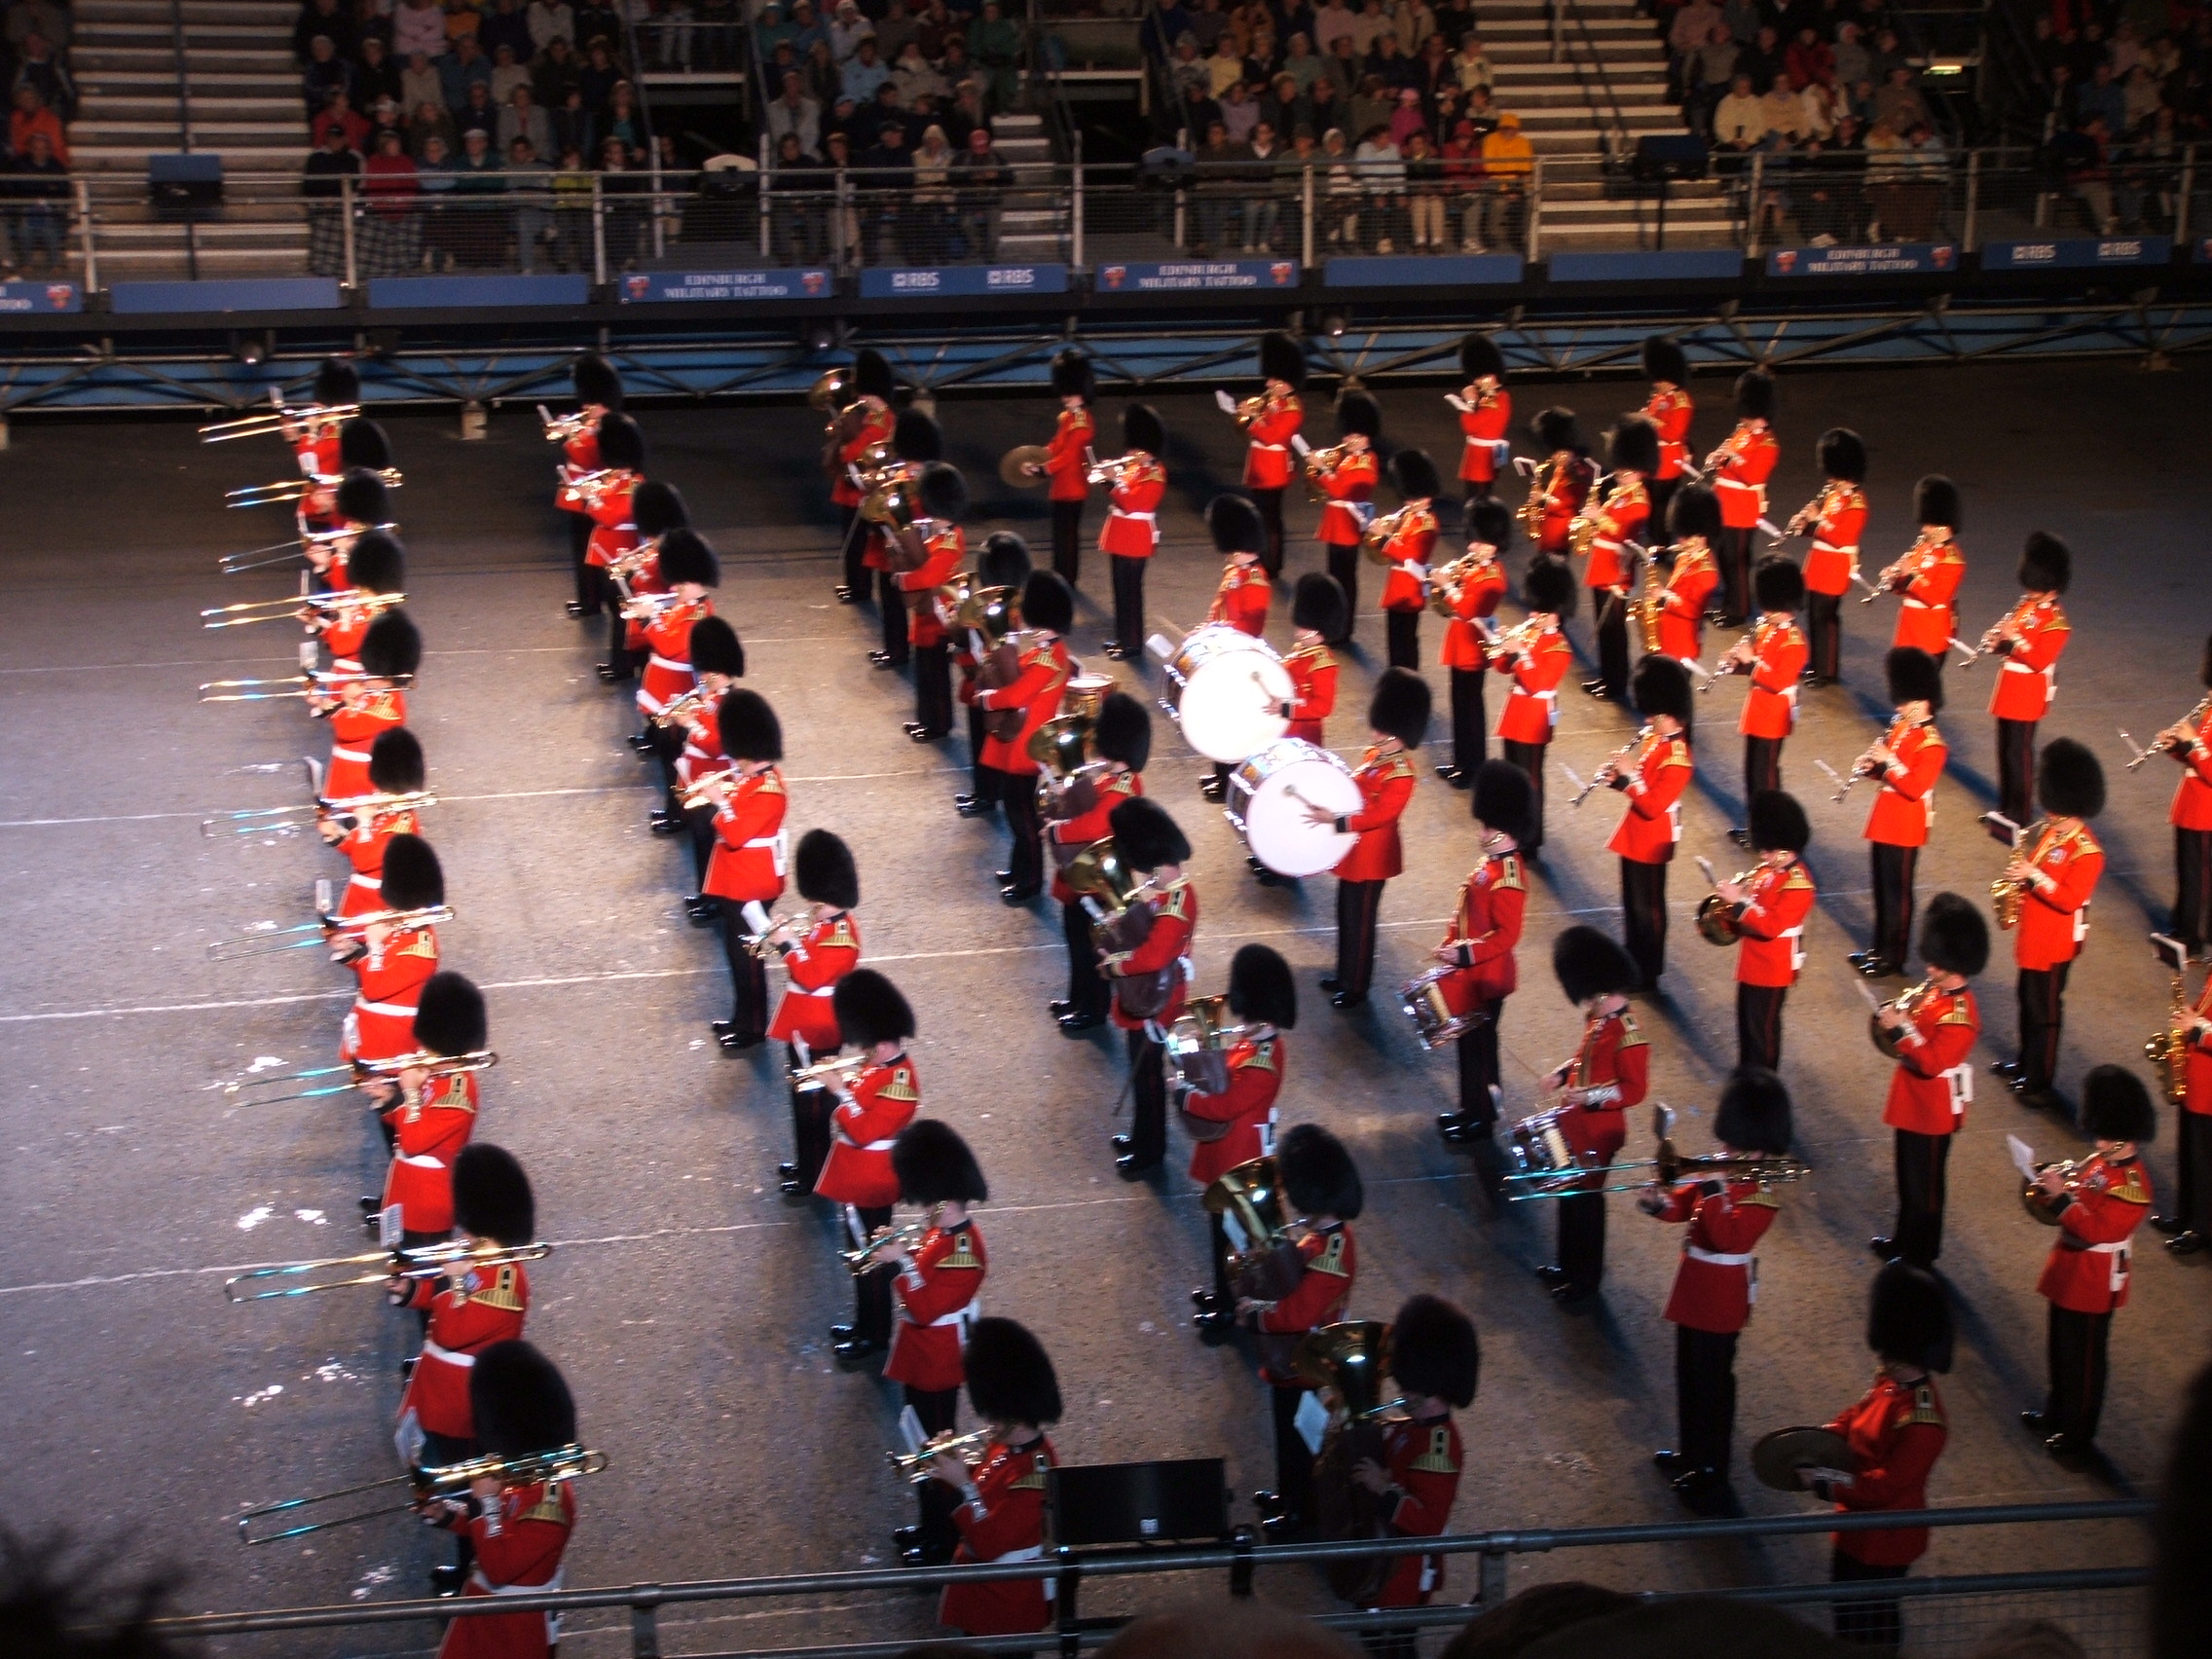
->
[1399,966,1491,1051]
[1506,1103,1588,1196]
[1225,739,1362,878]
[1159,625,1293,763]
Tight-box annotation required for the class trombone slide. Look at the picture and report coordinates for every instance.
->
[205,903,452,960]
[223,1238,549,1303]
[237,1444,603,1544]
[199,401,357,443]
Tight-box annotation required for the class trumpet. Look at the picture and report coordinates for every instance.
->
[1358,503,1419,567]
[841,1220,929,1275]
[224,1234,545,1304]
[2021,1157,2089,1226]
[2122,695,2212,770]
[205,903,451,960]
[199,400,358,443]
[886,1427,994,1484]
[619,589,693,621]
[1301,443,1346,504]
[200,588,406,631]
[1484,616,1546,662]
[202,788,435,838]
[197,668,414,704]
[227,466,402,509]
[237,1443,604,1546]
[560,464,626,508]
[213,1049,497,1107]
[220,521,392,576]
[791,1051,870,1092]
[1225,391,1270,428]
[538,402,596,442]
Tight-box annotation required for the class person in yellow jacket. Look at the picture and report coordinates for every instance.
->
[1478,111,1532,249]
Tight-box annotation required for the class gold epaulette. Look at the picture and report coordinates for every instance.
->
[939,1230,984,1271]
[877,1063,920,1104]
[1494,855,1526,892]
[1158,880,1194,922]
[471,1265,526,1312]
[756,771,788,797]
[1308,1231,1351,1277]
[397,933,438,959]
[1784,866,1816,892]
[1905,1383,1946,1428]
[1011,1452,1052,1491]
[825,916,859,949]
[1409,1425,1458,1475]
[1937,998,1976,1028]
[1739,1187,1781,1210]
[1616,1012,1649,1050]
[519,1493,572,1528]
[427,1077,476,1113]
[1286,639,1334,666]
[1383,751,1419,783]
[1246,1037,1281,1075]
[1661,739,1693,770]
[2106,1160,2153,1205]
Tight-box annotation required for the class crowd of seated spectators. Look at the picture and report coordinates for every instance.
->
[2,0,73,276]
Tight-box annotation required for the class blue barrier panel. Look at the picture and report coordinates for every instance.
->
[618,268,834,302]
[1324,253,1524,286]
[1548,249,1745,283]
[368,273,592,308]
[858,264,1069,298]
[1767,243,1957,276]
[1980,237,2171,270]
[0,279,82,313]
[109,276,342,313]
[1095,259,1300,293]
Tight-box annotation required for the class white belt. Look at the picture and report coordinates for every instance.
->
[356,998,418,1017]
[1779,926,1804,939]
[647,652,689,673]
[861,1137,899,1152]
[2002,660,2041,674]
[2086,1240,2128,1254]
[986,1546,1045,1564]
[1714,478,1760,493]
[1900,598,1938,610]
[742,836,778,848]
[1685,1246,1754,1266]
[332,656,362,673]
[1810,539,1856,555]
[1253,443,1287,452]
[1109,508,1156,521]
[332,746,370,762]
[422,1340,478,1367]
[396,1153,446,1169]
[1528,688,1557,701]
[1399,563,1430,580]
[787,983,834,998]
[472,1568,567,1597]
[348,872,381,890]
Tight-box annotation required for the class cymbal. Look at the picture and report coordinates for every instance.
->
[999,445,1051,490]
[1750,1425,1854,1492]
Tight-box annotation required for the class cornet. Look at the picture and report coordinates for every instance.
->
[213,1049,496,1107]
[224,1233,544,1304]
[237,1443,604,1546]
[560,464,626,508]
[200,589,406,631]
[198,668,414,704]
[841,1219,928,1275]
[677,770,735,807]
[226,467,402,509]
[202,789,434,838]
[619,590,692,621]
[741,910,807,957]
[791,1051,870,1091]
[886,1427,994,1484]
[205,903,451,960]
[199,401,357,443]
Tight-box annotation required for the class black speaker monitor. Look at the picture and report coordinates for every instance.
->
[1045,1458,1229,1549]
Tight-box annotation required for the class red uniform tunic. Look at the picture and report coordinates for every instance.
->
[2187,977,2212,1118]
[437,1478,572,1659]
[1583,478,1649,592]
[1642,387,1693,481]
[1986,595,2071,721]
[1313,448,1380,548]
[380,1070,478,1235]
[1282,640,1339,744]
[1655,544,1718,663]
[703,768,789,903]
[1243,393,1303,489]
[1558,1007,1650,1170]
[316,597,380,672]
[1492,626,1571,743]
[1378,504,1440,613]
[1532,454,1596,558]
[2037,1148,2152,1313]
[1254,1222,1356,1383]
[831,397,895,509]
[813,1052,918,1208]
[580,471,640,571]
[1604,728,1692,864]
[1048,767,1142,905]
[1044,404,1095,502]
[676,703,728,792]
[1709,422,1778,531]
[1206,560,1271,636]
[1456,386,1512,484]
[1657,1175,1779,1333]
[1099,457,1167,556]
[900,524,966,649]
[1863,717,1946,849]
[1184,1032,1284,1186]
[1439,852,1527,1011]
[1437,551,1506,672]
[976,634,1071,775]
[399,1258,528,1444]
[766,911,860,1053]
[2168,703,2212,831]
[885,1218,986,1391]
[1734,858,1815,987]
[1801,481,1868,598]
[334,804,421,919]
[1370,1413,1463,1608]
[342,922,440,1064]
[1334,744,1419,882]
[637,595,710,719]
[940,1436,1056,1636]
[297,420,345,480]
[1888,533,1965,657]
[2008,821,2102,972]
[1880,980,1979,1136]
[1739,615,1809,739]
[1825,1374,1947,1567]
[1104,876,1198,1032]
[325,688,407,799]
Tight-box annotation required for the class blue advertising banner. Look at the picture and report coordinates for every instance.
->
[368,274,592,308]
[857,264,1069,298]
[1980,236,2171,270]
[1766,242,1957,277]
[109,277,342,313]
[1094,258,1299,293]
[1323,253,1523,287]
[618,268,833,302]
[0,279,81,313]
[1547,249,1745,283]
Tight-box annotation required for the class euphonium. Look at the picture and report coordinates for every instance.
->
[1868,977,1938,1058]
[1200,1156,1292,1274]
[1358,502,1414,567]
[1990,821,2045,932]
[2145,967,2194,1106]
[842,1219,929,1274]
[886,1426,994,1483]
[1164,992,1253,1102]
[1298,1318,1406,1606]
[1062,837,1151,936]
[237,1443,605,1545]
[808,367,851,414]
[1694,871,1756,944]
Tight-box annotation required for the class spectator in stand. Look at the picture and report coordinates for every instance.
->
[1719,0,1756,45]
[532,33,582,101]
[1713,71,1766,149]
[407,95,459,156]
[576,34,621,110]
[1478,105,1529,245]
[1346,0,1387,55]
[448,122,506,266]
[1831,19,1869,89]
[939,33,973,90]
[457,75,498,135]
[394,0,450,60]
[1460,83,1498,135]
[5,0,71,55]
[767,129,823,260]
[892,39,948,102]
[366,93,406,151]
[302,122,361,276]
[319,86,374,148]
[1685,24,1738,130]
[756,0,798,58]
[1670,0,1721,79]
[488,42,529,101]
[1402,126,1446,248]
[446,0,485,57]
[572,0,620,53]
[1870,63,1929,131]
[1352,120,1405,249]
[1193,117,1248,251]
[1736,22,1783,90]
[861,77,909,147]
[906,121,955,259]
[1219,78,1257,139]
[829,0,872,60]
[967,0,1019,110]
[295,0,358,62]
[11,31,74,122]
[361,126,423,274]
[6,127,67,275]
[1320,33,1358,98]
[441,34,495,109]
[1387,83,1424,144]
[402,48,443,111]
[302,36,353,122]
[1165,31,1208,97]
[1394,0,1435,54]
[605,78,644,151]
[1310,0,1355,52]
[1189,0,1229,52]
[799,37,837,103]
[416,129,464,266]
[2050,113,2116,232]
[787,0,828,59]
[481,0,533,60]
[1438,114,1483,246]
[527,0,575,52]
[857,117,911,259]
[549,141,592,265]
[1369,31,1418,92]
[654,0,695,71]
[768,68,821,155]
[1319,123,1360,245]
[840,35,888,103]
[1240,117,1283,249]
[1205,31,1247,94]
[507,134,552,268]
[356,36,406,107]
[1448,27,1493,92]
[1174,75,1222,142]
[1785,25,1833,91]
[944,76,989,145]
[1758,74,1806,142]
[950,122,1006,257]
[1280,31,1324,92]
[1415,31,1453,100]
[1793,111,1865,242]
[2076,59,2125,132]
[499,80,552,154]
[1305,72,1342,134]
[1347,71,1391,137]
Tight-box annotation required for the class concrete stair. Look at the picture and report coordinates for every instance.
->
[990,110,1068,262]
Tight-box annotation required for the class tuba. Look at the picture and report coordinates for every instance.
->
[1299,1320,1407,1605]
[1201,1156,1302,1302]
[1868,978,1938,1058]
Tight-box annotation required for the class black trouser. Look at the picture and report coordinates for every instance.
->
[1335,877,1385,1002]
[848,1202,895,1345]
[2045,1304,2116,1445]
[2176,828,2212,955]
[1270,1382,1318,1517]
[1716,526,1752,620]
[1870,842,1918,967]
[1500,738,1547,853]
[647,724,683,818]
[906,1382,964,1558]
[1806,590,1843,681]
[1205,1210,1234,1305]
[1675,1323,1740,1480]
[1325,542,1358,641]
[967,719,999,806]
[1648,475,1679,538]
[1384,607,1420,671]
[2179,1110,2212,1234]
[604,575,639,670]
[1051,498,1085,586]
[2015,962,2072,1100]
[684,802,717,893]
[913,640,952,736]
[717,898,770,1038]
[1464,482,1493,509]
[1893,1127,1950,1268]
[567,510,596,611]
[787,1058,831,1193]
[1591,585,1631,698]
[1830,1551,1909,1647]
[1253,487,1286,576]
[1556,1188,1607,1296]
[1124,1026,1165,1166]
[876,569,909,662]
[1454,999,1504,1126]
[1621,858,1669,990]
[1996,716,2038,827]
[1061,898,1107,1017]
[1737,981,1788,1072]
[1448,668,1488,775]
[1110,553,1147,652]
[839,504,867,596]
[1001,768,1042,892]
[421,1427,481,1575]
[1744,734,1784,802]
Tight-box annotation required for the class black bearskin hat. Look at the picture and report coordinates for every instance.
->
[359,610,422,680]
[795,828,860,910]
[2019,532,2071,595]
[631,480,689,540]
[1208,494,1267,555]
[2202,631,2212,692]
[412,970,487,1057]
[852,347,896,402]
[1607,415,1661,478]
[1818,426,1866,484]
[654,528,719,589]
[345,530,405,594]
[1390,1294,1479,1409]
[1885,645,1943,713]
[1228,942,1298,1031]
[1123,402,1166,457]
[1336,389,1382,440]
[366,726,425,794]
[453,1143,534,1245]
[1753,554,1805,613]
[2038,737,2106,820]
[1735,368,1774,422]
[1279,1123,1363,1219]
[377,832,444,910]
[917,461,967,523]
[1668,482,1722,544]
[1051,348,1095,402]
[313,356,360,406]
[965,1317,1062,1426]
[980,533,1032,590]
[893,409,942,463]
[1468,497,1515,553]
[716,688,783,762]
[1390,448,1442,502]
[1259,330,1309,390]
[1554,925,1639,1005]
[1109,796,1191,872]
[2083,1064,2157,1144]
[833,968,913,1048]
[1748,789,1810,855]
[1530,406,1579,453]
[1093,691,1152,771]
[572,350,623,409]
[1019,570,1073,636]
[893,1118,988,1206]
[1292,571,1347,637]
[470,1341,575,1458]
[1714,1066,1793,1154]
[1472,758,1535,844]
[1868,1263,1953,1373]
[1918,891,1989,977]
[688,616,746,679]
[1369,667,1432,748]
[335,468,390,527]
[1525,557,1578,618]
[1632,653,1693,726]
[593,412,645,472]
[1641,334,1688,387]
[338,418,391,471]
[1460,330,1505,382]
[1914,474,1962,530]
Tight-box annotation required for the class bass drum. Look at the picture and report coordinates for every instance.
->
[1226,739,1361,878]
[1159,624,1292,763]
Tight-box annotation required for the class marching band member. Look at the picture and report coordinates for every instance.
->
[866,411,942,672]
[1525,407,1595,566]
[1851,648,1948,980]
[819,970,921,1365]
[1986,533,2075,827]
[1718,556,1809,831]
[1797,428,1867,685]
[284,357,356,479]
[1579,417,1655,703]
[369,971,485,1252]
[1378,450,1442,672]
[1638,335,1693,533]
[1654,484,1721,669]
[634,527,719,824]
[1869,893,1987,1269]
[1099,404,1169,663]
[1101,797,1198,1175]
[312,528,403,675]
[1050,691,1150,1035]
[1642,1069,1791,1518]
[673,617,748,913]
[1198,495,1271,805]
[557,351,621,617]
[953,533,1033,822]
[1599,656,1695,992]
[1705,370,1777,626]
[1990,740,2107,1116]
[1537,928,1650,1304]
[1491,558,1577,857]
[830,347,898,605]
[2024,1066,2156,1456]
[770,830,863,1198]
[2162,634,2212,956]
[319,609,419,798]
[1879,477,1966,674]
[1280,573,1345,745]
[1310,390,1381,639]
[931,1318,1062,1637]
[1435,761,1533,1150]
[306,465,394,593]
[324,727,424,920]
[575,413,645,682]
[1455,331,1511,507]
[2152,955,2212,1254]
[1434,499,1509,788]
[977,570,1073,904]
[1719,791,1815,1071]
[898,463,971,743]
[1245,1123,1362,1541]
[1243,332,1307,576]
[1312,669,1429,1012]
[700,688,789,1052]
[301,419,393,546]
[337,832,444,1066]
[1189,945,1298,1335]
[611,481,689,700]
[1039,349,1096,586]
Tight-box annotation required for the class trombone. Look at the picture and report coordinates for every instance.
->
[227,467,402,508]
[886,1427,994,1484]
[236,1443,603,1545]
[212,1049,496,1107]
[841,1219,928,1275]
[224,1234,545,1303]
[198,669,414,704]
[205,903,452,960]
[199,400,357,444]
[220,522,393,576]
[200,589,406,631]
[202,788,435,838]
[1503,1151,1812,1198]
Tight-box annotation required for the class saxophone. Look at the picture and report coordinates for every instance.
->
[2145,967,2195,1106]
[1627,561,1666,655]
[1990,821,2046,932]
[1567,511,1602,559]
[1515,459,1553,537]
